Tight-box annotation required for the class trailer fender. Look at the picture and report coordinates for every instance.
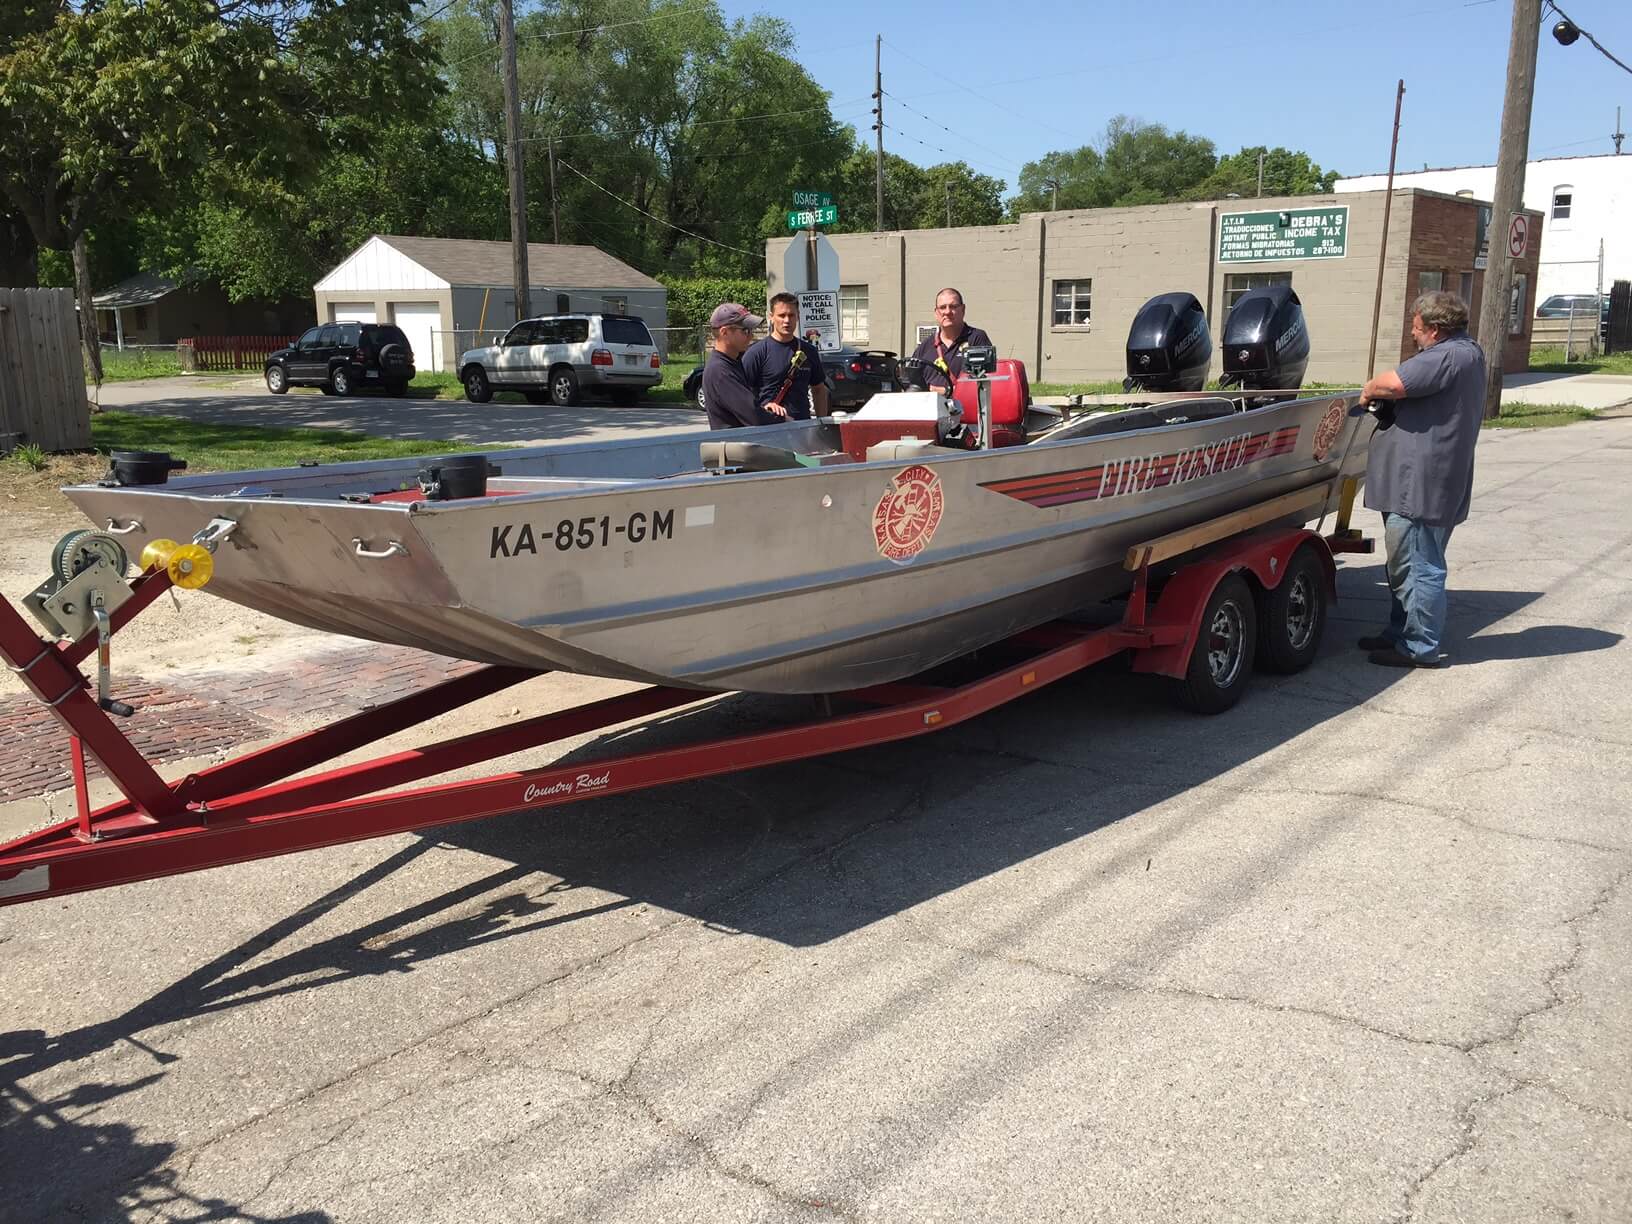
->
[1130,529,1333,679]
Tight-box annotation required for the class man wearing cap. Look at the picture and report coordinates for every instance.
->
[909,287,994,390]
[743,293,829,421]
[702,303,784,431]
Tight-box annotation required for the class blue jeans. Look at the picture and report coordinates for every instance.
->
[1382,512,1455,660]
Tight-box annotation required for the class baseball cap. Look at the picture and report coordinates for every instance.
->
[709,303,763,330]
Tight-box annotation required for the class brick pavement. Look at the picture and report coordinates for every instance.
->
[0,643,485,800]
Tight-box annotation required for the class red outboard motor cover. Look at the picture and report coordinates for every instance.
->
[951,358,1029,446]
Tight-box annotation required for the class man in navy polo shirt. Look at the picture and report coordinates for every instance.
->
[702,302,784,431]
[743,293,829,420]
[909,286,994,390]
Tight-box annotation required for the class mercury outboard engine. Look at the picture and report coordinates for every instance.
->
[1220,284,1310,391]
[1124,292,1212,392]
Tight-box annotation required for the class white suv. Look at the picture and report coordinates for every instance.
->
[458,313,661,406]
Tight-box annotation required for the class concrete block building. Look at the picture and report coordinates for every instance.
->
[766,188,1541,385]
[314,236,668,372]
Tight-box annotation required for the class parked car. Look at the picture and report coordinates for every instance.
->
[458,313,661,406]
[265,321,415,396]
[1535,293,1603,319]
[822,347,899,410]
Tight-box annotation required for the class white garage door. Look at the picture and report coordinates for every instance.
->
[330,301,376,324]
[391,302,443,372]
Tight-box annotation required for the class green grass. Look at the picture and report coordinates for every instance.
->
[1527,346,1632,375]
[5,442,48,471]
[96,348,184,381]
[90,411,509,473]
[1485,401,1597,429]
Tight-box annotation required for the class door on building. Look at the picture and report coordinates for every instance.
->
[330,301,377,324]
[391,302,442,372]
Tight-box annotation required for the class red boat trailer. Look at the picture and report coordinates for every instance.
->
[0,481,1370,911]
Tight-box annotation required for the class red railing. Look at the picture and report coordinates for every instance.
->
[181,335,297,372]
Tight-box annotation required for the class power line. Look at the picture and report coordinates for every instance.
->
[1544,1,1632,76]
[518,99,871,146]
[878,123,1014,182]
[881,90,1024,171]
[553,157,759,256]
[879,38,1081,145]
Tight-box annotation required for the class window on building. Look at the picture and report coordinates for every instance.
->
[556,293,571,314]
[840,284,869,342]
[1224,271,1292,314]
[1551,186,1573,222]
[1459,272,1474,304]
[1051,279,1092,327]
[602,295,627,314]
[1419,270,1445,296]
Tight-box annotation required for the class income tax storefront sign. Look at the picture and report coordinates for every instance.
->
[1218,206,1349,263]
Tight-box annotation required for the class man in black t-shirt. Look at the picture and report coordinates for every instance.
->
[701,303,782,431]
[909,286,994,390]
[743,293,829,420]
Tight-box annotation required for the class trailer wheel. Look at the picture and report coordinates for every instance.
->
[1175,574,1256,714]
[1257,543,1327,674]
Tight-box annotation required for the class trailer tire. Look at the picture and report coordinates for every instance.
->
[1257,543,1327,674]
[1175,574,1256,714]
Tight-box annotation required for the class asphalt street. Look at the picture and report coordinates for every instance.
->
[2,410,1630,1221]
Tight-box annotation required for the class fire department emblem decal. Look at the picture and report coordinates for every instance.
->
[1312,398,1347,462]
[873,464,944,564]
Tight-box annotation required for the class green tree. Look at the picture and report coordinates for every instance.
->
[0,0,440,374]
[1189,146,1340,200]
[830,147,1003,233]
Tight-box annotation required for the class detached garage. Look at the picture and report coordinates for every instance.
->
[313,235,668,373]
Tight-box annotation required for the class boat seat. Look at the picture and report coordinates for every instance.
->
[700,441,805,472]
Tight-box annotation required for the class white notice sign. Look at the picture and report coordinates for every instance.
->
[798,290,840,352]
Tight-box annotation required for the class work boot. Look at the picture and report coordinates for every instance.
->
[1357,634,1396,651]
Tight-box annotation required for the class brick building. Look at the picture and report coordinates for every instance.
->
[766,188,1541,384]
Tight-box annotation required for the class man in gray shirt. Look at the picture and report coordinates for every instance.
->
[1358,290,1487,668]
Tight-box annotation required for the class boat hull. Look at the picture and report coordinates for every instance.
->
[65,394,1368,693]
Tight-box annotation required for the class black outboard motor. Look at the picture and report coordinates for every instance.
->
[1124,292,1213,392]
[1220,284,1310,391]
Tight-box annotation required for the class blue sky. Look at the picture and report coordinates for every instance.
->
[718,0,1632,193]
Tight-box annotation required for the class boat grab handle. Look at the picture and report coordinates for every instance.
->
[352,538,409,560]
[105,518,142,534]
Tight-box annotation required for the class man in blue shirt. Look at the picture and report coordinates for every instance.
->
[1358,291,1487,669]
[743,293,829,420]
[909,287,994,390]
[701,302,783,431]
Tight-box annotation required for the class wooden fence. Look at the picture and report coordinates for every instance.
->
[182,335,297,372]
[0,287,90,454]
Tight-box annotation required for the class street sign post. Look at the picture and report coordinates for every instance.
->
[1508,212,1529,259]
[787,205,838,230]
[782,231,840,294]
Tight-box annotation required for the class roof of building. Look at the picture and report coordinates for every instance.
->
[92,270,188,309]
[376,235,664,291]
[1337,149,1631,181]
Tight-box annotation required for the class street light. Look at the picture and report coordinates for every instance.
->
[1042,176,1059,210]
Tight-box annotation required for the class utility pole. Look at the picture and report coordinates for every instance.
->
[547,137,561,245]
[1475,0,1542,421]
[498,0,530,321]
[1044,176,1059,210]
[1367,81,1406,380]
[1615,106,1624,155]
[944,181,952,228]
[1256,149,1265,197]
[873,35,884,231]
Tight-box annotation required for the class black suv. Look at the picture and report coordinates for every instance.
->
[266,321,415,396]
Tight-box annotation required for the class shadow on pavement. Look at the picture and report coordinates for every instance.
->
[1,1030,328,1223]
[105,389,704,445]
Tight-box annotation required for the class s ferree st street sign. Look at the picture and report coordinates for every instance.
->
[787,204,838,230]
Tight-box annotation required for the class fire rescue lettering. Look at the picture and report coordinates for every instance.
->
[1098,432,1251,499]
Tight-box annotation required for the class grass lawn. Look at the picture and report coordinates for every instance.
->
[1485,401,1597,429]
[88,411,507,471]
[329,354,703,404]
[96,348,184,381]
[1527,347,1632,375]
